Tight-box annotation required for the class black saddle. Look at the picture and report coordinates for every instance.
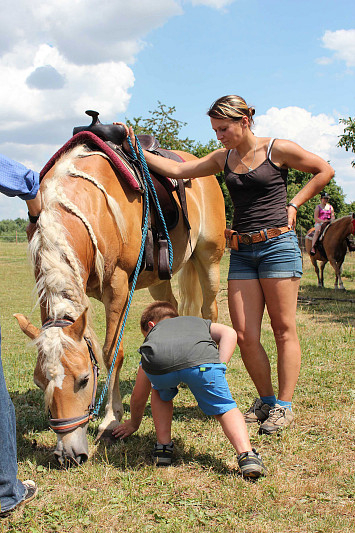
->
[73,110,160,151]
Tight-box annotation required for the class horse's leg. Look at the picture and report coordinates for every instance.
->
[181,243,222,321]
[96,271,129,442]
[337,260,345,290]
[311,257,322,288]
[320,260,327,288]
[331,258,346,290]
[148,281,178,309]
[178,260,204,317]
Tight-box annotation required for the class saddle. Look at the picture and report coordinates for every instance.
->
[72,111,191,280]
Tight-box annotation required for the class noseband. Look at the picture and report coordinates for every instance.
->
[41,317,99,434]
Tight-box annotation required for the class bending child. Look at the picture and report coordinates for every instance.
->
[112,301,266,479]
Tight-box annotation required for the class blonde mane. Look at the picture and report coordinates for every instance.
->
[30,146,116,404]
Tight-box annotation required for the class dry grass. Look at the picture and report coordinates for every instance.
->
[0,243,354,533]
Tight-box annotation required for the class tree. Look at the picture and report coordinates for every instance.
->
[126,102,195,152]
[338,117,355,167]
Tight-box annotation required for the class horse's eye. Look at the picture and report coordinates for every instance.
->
[79,376,89,389]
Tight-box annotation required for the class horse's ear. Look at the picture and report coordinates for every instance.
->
[14,314,40,340]
[64,308,88,342]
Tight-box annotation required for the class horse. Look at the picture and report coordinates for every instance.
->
[305,214,355,290]
[14,142,226,466]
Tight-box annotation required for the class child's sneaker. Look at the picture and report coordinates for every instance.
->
[153,441,174,466]
[237,449,266,479]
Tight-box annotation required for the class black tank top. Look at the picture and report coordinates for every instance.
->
[224,139,288,233]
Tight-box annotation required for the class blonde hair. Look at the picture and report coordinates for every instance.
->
[207,95,255,125]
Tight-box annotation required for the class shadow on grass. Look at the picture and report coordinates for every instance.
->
[10,379,234,474]
[95,432,235,475]
[298,283,355,323]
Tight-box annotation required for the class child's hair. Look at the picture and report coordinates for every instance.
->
[140,301,179,332]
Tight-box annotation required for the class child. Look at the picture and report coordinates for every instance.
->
[112,301,266,479]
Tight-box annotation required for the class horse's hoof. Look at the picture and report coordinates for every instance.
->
[95,428,117,445]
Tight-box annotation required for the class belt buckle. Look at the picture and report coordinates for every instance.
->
[240,233,253,245]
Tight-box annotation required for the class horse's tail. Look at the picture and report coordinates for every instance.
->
[178,259,203,317]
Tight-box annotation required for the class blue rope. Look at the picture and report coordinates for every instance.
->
[92,137,149,417]
[135,139,174,270]
[92,134,173,417]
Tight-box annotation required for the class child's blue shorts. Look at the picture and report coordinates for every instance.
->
[144,363,237,416]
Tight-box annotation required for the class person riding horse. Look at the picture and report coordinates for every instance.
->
[310,192,335,255]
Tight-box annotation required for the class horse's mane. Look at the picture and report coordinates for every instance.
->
[30,146,120,406]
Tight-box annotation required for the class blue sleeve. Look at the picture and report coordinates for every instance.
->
[0,154,40,200]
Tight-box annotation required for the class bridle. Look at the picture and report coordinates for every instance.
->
[41,317,99,434]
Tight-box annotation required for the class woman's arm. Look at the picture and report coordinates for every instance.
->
[116,124,225,179]
[273,139,334,227]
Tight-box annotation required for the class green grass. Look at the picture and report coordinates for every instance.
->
[0,243,354,533]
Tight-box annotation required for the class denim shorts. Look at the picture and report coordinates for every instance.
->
[144,363,237,416]
[228,230,302,280]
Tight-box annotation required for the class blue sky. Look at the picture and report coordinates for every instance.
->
[0,0,354,219]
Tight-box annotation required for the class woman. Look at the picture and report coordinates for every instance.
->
[310,191,335,255]
[117,94,334,435]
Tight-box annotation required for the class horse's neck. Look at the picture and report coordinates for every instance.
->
[333,216,352,239]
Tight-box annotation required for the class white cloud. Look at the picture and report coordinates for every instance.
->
[189,0,235,9]
[321,29,355,67]
[254,106,355,202]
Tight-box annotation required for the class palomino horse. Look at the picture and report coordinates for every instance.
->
[14,142,226,465]
[305,214,355,290]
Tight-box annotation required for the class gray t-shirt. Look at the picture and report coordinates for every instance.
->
[139,316,220,375]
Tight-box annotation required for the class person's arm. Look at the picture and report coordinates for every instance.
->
[112,366,151,439]
[0,154,40,200]
[210,323,238,364]
[330,205,335,220]
[314,205,320,224]
[273,140,335,228]
[115,124,225,179]
[26,190,42,219]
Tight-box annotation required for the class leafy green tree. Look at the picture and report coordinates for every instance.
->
[127,102,195,152]
[338,117,355,167]
[0,218,28,241]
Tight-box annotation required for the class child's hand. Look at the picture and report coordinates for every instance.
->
[112,419,139,439]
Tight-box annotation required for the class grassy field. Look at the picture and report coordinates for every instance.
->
[0,242,354,533]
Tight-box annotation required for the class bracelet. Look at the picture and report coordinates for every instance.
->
[287,202,298,211]
[28,211,40,224]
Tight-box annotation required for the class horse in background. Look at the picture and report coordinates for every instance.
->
[15,142,226,465]
[305,214,355,290]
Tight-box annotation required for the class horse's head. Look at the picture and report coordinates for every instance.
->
[14,308,99,467]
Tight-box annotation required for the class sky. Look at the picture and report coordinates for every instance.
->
[0,0,354,219]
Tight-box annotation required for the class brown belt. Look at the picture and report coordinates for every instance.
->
[225,226,291,250]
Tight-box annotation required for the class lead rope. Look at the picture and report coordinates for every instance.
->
[134,138,174,271]
[91,135,173,417]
